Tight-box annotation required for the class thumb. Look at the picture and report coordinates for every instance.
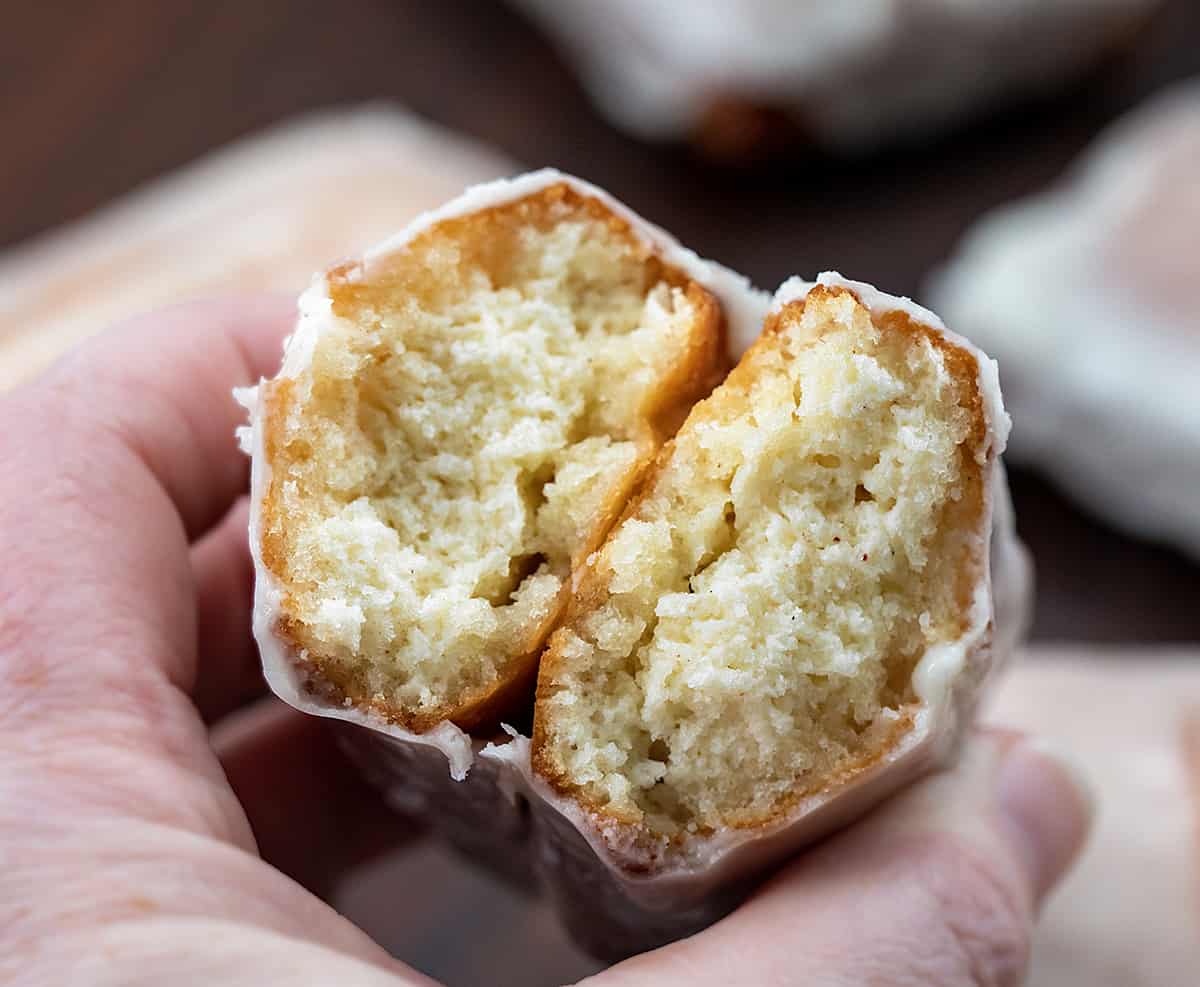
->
[587,730,1094,987]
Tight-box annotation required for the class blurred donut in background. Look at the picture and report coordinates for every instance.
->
[511,0,1162,158]
[0,107,512,390]
[930,80,1200,558]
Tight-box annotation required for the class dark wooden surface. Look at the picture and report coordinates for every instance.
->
[4,0,1198,643]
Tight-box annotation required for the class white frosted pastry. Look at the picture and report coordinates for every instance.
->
[512,0,1158,153]
[930,80,1200,557]
[240,174,1028,955]
[0,105,512,390]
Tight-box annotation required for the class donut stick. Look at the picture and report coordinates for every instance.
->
[242,170,767,733]
[333,275,1026,958]
[240,177,1027,956]
[532,275,1013,866]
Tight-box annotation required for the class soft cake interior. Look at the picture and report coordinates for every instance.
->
[260,186,722,730]
[533,286,986,838]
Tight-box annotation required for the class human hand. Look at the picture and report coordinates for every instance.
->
[0,299,1092,986]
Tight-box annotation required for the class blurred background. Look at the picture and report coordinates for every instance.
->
[2,2,1197,984]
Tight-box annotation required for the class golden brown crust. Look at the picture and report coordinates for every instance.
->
[532,285,988,841]
[258,183,728,734]
[325,183,699,315]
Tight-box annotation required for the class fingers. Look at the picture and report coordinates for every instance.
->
[192,496,267,723]
[590,730,1094,987]
[991,736,1094,905]
[0,297,291,721]
[59,919,439,987]
[49,294,294,540]
[211,697,425,899]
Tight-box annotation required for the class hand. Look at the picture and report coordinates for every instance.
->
[0,299,1092,986]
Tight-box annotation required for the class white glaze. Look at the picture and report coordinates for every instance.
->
[358,168,773,356]
[241,174,1027,941]
[929,79,1200,557]
[776,273,1011,451]
[772,273,1014,722]
[275,169,769,380]
[512,0,1158,149]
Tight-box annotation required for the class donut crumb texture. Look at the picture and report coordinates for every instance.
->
[259,185,724,730]
[533,285,986,841]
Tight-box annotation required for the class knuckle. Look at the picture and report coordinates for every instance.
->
[907,834,1033,987]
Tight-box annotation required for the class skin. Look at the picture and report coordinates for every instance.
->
[0,299,1092,986]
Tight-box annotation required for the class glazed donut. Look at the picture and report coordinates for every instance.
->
[239,173,1028,956]
[513,0,1160,156]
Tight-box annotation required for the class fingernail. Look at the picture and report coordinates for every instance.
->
[996,737,1096,902]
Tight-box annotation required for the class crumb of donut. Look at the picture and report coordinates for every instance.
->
[533,285,985,838]
[259,185,724,730]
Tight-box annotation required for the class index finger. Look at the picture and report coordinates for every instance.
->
[0,295,293,721]
[44,294,294,539]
